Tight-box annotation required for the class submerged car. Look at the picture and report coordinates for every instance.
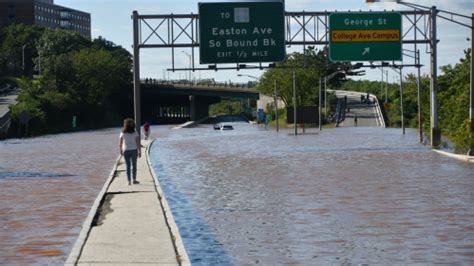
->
[213,123,234,130]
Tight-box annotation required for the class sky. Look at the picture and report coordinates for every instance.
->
[57,0,473,83]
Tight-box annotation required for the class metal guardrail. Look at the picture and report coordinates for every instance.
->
[141,79,258,90]
[370,93,387,128]
[0,111,11,133]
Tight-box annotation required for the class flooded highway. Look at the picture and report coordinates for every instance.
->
[150,123,474,265]
[0,124,473,265]
[0,129,119,265]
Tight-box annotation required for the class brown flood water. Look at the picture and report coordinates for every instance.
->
[1,124,473,265]
[0,128,121,265]
[150,124,474,265]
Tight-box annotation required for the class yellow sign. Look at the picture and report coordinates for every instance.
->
[331,29,400,42]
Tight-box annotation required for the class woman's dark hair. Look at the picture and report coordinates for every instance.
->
[122,118,136,133]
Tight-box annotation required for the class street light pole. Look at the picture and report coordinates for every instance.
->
[22,44,27,75]
[181,51,192,81]
[319,77,322,131]
[38,50,42,76]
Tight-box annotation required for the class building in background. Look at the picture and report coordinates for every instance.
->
[0,0,91,39]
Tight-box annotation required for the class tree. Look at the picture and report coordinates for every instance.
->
[257,48,360,108]
[438,48,471,152]
[0,23,44,76]
[34,28,89,77]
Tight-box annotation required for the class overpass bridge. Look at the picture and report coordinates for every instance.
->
[140,80,259,124]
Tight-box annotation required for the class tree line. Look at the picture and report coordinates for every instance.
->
[2,24,471,152]
[0,23,133,136]
[257,48,472,153]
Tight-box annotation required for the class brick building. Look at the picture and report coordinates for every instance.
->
[0,0,91,39]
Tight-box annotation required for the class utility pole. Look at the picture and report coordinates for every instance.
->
[399,66,405,135]
[293,70,297,136]
[274,80,279,132]
[381,66,384,102]
[417,49,423,143]
[324,76,328,118]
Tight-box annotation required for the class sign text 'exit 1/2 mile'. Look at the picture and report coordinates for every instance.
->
[329,12,402,62]
[199,1,285,64]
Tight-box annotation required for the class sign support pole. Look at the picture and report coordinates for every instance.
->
[430,6,440,147]
[469,13,474,155]
[133,11,141,138]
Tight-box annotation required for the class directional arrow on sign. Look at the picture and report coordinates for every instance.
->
[362,47,370,55]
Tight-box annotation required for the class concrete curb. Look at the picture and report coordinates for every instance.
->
[65,155,121,265]
[147,139,191,265]
[433,149,474,163]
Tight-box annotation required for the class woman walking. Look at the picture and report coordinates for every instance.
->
[119,118,141,185]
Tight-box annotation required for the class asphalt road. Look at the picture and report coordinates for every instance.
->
[334,90,384,127]
[0,90,19,131]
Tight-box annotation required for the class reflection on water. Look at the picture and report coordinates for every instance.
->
[0,128,120,265]
[150,124,474,265]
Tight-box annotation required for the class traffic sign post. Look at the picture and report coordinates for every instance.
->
[199,1,285,64]
[329,12,402,62]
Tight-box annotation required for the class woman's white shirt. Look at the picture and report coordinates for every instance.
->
[120,132,138,150]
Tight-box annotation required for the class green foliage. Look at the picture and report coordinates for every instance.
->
[0,23,44,76]
[256,48,356,108]
[2,24,133,136]
[10,78,47,134]
[340,49,471,152]
[438,49,471,153]
[209,100,244,116]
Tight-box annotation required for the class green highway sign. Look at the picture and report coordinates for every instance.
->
[329,12,402,62]
[199,1,285,64]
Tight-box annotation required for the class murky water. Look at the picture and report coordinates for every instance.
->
[1,124,473,265]
[150,124,474,265]
[0,129,121,265]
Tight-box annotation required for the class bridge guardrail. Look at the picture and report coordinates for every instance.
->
[0,111,11,134]
[370,93,386,128]
[141,79,257,90]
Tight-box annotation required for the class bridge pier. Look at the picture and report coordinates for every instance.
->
[190,95,211,121]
